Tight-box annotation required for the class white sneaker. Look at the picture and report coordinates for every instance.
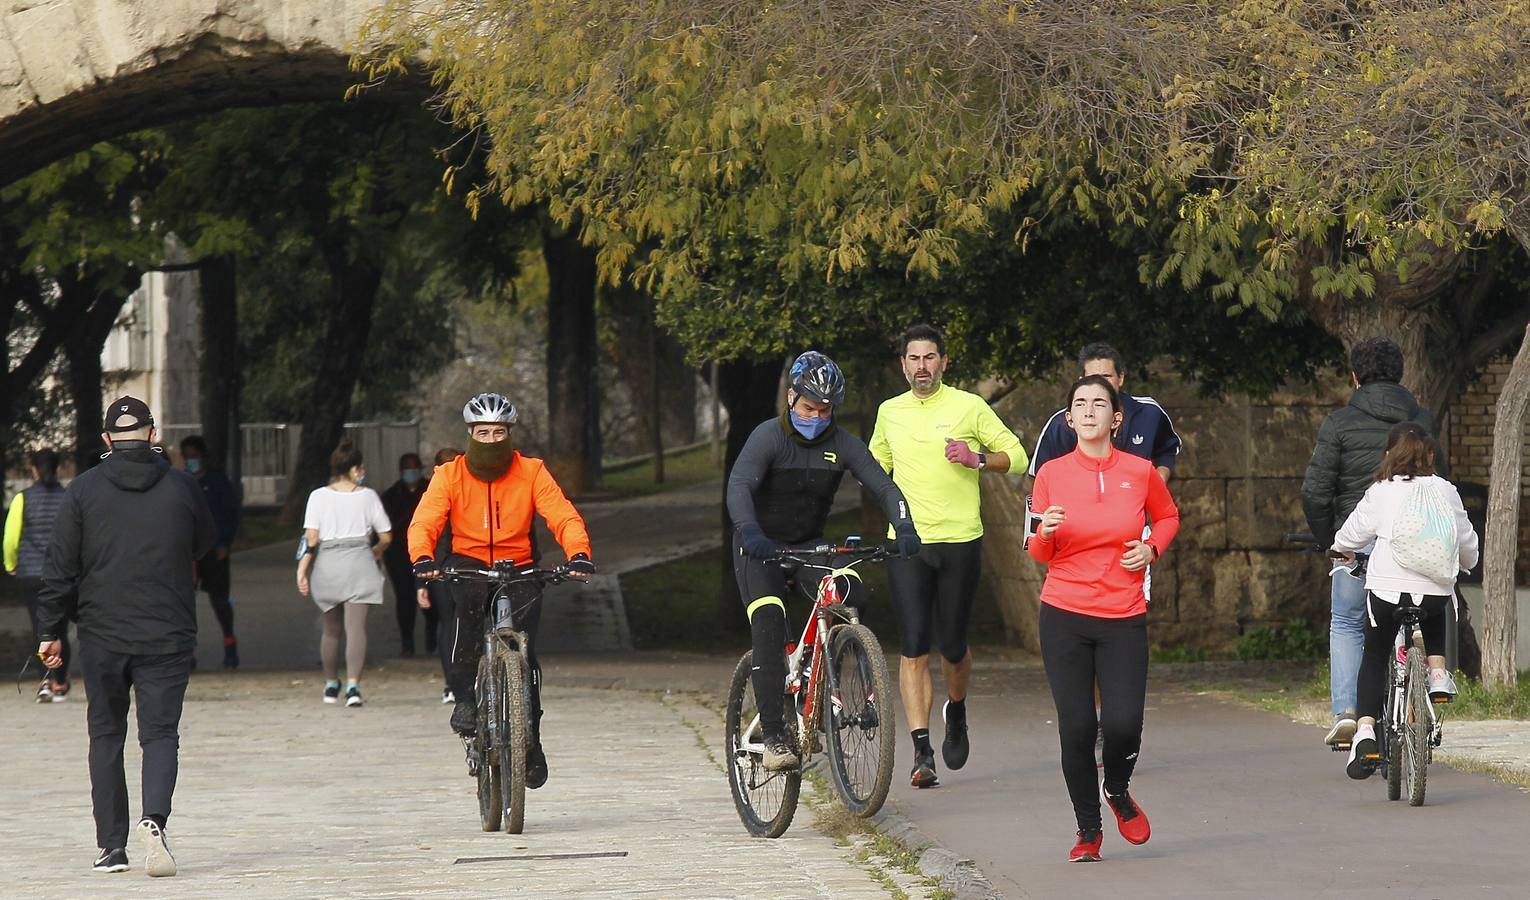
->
[1428,669,1458,703]
[442,689,455,704]
[1324,716,1357,746]
[1345,727,1379,780]
[137,819,176,877]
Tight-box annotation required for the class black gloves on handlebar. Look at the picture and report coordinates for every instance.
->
[567,552,597,577]
[412,557,441,579]
[738,524,781,561]
[892,524,922,559]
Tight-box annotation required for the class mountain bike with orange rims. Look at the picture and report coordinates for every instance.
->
[725,538,896,837]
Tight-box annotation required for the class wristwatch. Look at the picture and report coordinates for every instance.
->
[977,452,987,470]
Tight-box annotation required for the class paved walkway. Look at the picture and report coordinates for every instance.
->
[0,659,933,898]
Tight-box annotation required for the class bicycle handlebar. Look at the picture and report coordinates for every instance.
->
[768,543,893,567]
[439,563,574,585]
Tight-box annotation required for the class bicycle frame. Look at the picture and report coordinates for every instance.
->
[736,544,885,762]
[1384,606,1441,752]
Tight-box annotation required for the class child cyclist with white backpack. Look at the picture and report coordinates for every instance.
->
[1330,422,1479,780]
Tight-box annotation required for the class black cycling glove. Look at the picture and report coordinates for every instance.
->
[567,552,597,577]
[412,558,441,580]
[892,524,922,559]
[738,524,781,561]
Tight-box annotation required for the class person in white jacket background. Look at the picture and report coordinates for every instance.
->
[1331,421,1479,781]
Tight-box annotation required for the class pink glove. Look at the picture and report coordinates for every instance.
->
[944,438,980,469]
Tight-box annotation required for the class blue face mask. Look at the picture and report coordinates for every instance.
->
[791,411,832,440]
[185,458,203,474]
[401,468,422,486]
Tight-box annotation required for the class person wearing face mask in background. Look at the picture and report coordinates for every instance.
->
[416,447,462,703]
[295,439,392,708]
[868,324,1026,789]
[382,452,433,657]
[179,435,243,669]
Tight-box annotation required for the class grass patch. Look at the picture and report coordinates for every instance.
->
[600,443,723,497]
[618,507,1006,653]
[803,768,943,899]
[1446,673,1530,720]
[1234,620,1325,661]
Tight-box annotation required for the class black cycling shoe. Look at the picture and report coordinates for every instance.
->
[450,700,477,735]
[942,700,970,770]
[910,748,939,788]
[527,742,549,789]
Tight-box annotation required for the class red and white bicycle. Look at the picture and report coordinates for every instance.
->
[724,539,896,837]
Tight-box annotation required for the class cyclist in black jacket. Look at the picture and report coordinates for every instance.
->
[726,351,922,771]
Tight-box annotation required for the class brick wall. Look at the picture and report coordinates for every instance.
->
[1446,357,1530,584]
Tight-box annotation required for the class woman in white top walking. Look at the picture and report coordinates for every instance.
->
[296,439,392,707]
[1331,422,1479,779]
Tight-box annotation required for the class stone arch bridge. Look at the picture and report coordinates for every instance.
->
[1,0,398,185]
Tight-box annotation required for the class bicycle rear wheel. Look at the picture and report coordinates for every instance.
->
[1404,646,1429,806]
[724,651,800,837]
[475,654,503,831]
[499,645,530,833]
[822,624,896,817]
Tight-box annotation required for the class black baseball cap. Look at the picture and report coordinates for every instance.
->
[103,396,154,433]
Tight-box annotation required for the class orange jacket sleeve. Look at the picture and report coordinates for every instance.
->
[532,462,593,560]
[408,470,452,562]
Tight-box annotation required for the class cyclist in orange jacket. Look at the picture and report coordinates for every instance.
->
[408,392,594,789]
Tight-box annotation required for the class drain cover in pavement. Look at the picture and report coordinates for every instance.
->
[454,851,628,865]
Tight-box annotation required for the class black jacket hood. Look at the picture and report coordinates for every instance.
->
[99,445,172,492]
[1349,381,1425,426]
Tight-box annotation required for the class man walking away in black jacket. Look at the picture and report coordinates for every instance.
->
[180,435,242,668]
[1300,337,1435,749]
[37,397,215,877]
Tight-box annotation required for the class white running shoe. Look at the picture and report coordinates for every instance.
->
[1324,716,1357,747]
[442,689,455,704]
[1428,669,1458,703]
[137,819,177,877]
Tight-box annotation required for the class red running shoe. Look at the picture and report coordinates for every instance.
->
[1105,791,1151,845]
[1069,829,1103,862]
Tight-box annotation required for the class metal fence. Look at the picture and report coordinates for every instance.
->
[158,421,421,505]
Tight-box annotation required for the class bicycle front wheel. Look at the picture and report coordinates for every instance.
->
[499,646,530,833]
[1404,646,1429,807]
[475,653,503,831]
[823,624,896,818]
[724,651,800,838]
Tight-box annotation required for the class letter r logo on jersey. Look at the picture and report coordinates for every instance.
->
[823,451,838,464]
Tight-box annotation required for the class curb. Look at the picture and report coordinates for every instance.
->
[869,803,1006,900]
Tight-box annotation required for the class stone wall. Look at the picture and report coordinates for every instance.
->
[1445,356,1530,584]
[979,371,1351,653]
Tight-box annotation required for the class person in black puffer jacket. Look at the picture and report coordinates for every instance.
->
[1300,337,1436,749]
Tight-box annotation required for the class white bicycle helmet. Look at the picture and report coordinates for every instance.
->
[462,392,519,425]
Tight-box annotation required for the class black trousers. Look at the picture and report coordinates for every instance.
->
[1038,602,1149,832]
[1356,592,1450,720]
[427,578,456,682]
[195,553,235,640]
[79,640,192,849]
[387,555,438,651]
[444,555,544,740]
[20,576,70,680]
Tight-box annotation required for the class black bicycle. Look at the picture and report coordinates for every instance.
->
[441,562,571,834]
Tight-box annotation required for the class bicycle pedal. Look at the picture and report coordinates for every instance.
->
[1331,742,1351,752]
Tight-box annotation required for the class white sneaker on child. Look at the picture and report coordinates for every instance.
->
[1428,669,1457,703]
[1346,726,1379,780]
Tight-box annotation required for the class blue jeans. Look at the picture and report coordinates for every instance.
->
[1329,569,1368,718]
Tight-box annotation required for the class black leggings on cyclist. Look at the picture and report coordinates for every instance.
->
[887,538,981,663]
[733,537,863,739]
[1038,602,1148,832]
[1356,592,1449,721]
[443,554,545,740]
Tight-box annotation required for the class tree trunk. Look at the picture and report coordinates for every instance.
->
[198,255,241,480]
[715,356,786,626]
[59,271,134,471]
[1480,322,1530,687]
[279,253,384,525]
[541,222,602,494]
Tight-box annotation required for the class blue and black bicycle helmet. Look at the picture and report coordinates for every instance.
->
[789,351,847,407]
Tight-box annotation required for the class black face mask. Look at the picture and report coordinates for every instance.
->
[465,438,515,482]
